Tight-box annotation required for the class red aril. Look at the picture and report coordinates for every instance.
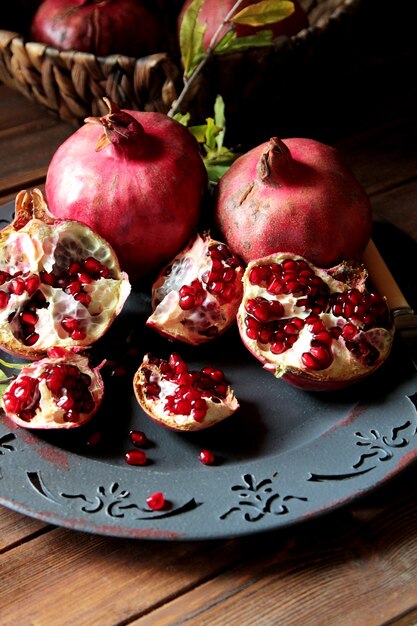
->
[133,352,239,431]
[146,233,244,344]
[0,189,130,359]
[238,252,394,390]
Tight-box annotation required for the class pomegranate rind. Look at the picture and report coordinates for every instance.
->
[0,189,131,359]
[133,355,239,432]
[146,234,244,345]
[238,252,395,391]
[1,352,104,429]
[215,137,373,268]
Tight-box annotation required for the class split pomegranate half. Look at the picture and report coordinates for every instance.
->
[0,189,131,359]
[238,253,395,390]
[2,350,104,429]
[133,352,239,431]
[146,233,244,345]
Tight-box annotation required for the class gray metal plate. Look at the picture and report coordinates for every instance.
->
[0,203,416,540]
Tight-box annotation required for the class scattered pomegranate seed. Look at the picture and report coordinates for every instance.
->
[125,449,147,466]
[199,449,215,465]
[146,492,165,511]
[129,430,149,448]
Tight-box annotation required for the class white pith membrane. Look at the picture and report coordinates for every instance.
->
[146,234,244,345]
[133,354,240,432]
[0,215,131,357]
[238,253,395,387]
[1,353,104,429]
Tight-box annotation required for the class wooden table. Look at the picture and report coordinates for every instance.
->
[1,8,417,622]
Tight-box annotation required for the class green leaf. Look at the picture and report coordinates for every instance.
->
[232,0,294,27]
[205,117,221,152]
[204,147,241,184]
[173,112,191,126]
[214,95,226,152]
[179,0,207,77]
[215,29,274,55]
[188,124,209,143]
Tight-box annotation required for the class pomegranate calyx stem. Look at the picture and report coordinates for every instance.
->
[85,98,145,152]
[256,137,294,185]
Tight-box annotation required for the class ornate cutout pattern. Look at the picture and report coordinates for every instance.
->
[308,419,417,482]
[220,473,308,522]
[27,472,202,521]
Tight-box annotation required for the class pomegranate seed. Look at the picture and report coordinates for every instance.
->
[84,257,102,274]
[270,341,286,355]
[125,449,147,466]
[78,272,93,284]
[70,330,87,341]
[347,288,362,304]
[69,261,82,275]
[192,408,207,422]
[66,281,82,295]
[0,291,9,308]
[10,277,25,295]
[40,271,55,286]
[57,395,74,410]
[146,492,165,510]
[179,294,196,310]
[301,352,322,370]
[62,317,78,331]
[20,311,38,326]
[25,274,40,295]
[222,267,235,282]
[75,293,91,306]
[199,449,215,465]
[25,332,39,346]
[342,323,358,340]
[310,344,332,366]
[129,430,150,447]
[314,330,332,345]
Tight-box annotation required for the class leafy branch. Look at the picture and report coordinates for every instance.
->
[175,95,241,185]
[168,0,295,118]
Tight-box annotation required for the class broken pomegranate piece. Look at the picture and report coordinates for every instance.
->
[0,188,131,359]
[1,351,104,429]
[146,233,244,344]
[238,253,394,390]
[133,352,239,431]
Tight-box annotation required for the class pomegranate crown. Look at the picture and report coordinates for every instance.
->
[85,98,145,151]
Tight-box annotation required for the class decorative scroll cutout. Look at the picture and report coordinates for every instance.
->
[27,472,201,521]
[220,473,308,522]
[309,418,416,482]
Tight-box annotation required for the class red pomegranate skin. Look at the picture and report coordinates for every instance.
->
[215,137,373,268]
[178,0,308,49]
[45,107,207,283]
[30,0,161,57]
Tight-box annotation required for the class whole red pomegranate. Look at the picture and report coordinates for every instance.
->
[30,0,162,57]
[0,188,130,359]
[147,233,244,344]
[133,352,239,431]
[2,350,104,429]
[215,137,373,268]
[178,0,308,50]
[237,252,394,391]
[45,99,207,284]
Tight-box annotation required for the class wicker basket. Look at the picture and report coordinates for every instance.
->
[0,0,365,130]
